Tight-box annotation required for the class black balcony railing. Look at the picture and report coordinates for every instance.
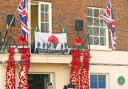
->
[0,30,90,55]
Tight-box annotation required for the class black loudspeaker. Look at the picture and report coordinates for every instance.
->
[7,15,15,27]
[75,20,83,31]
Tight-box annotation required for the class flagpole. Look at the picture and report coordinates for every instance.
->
[0,1,22,51]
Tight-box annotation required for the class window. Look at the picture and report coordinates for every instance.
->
[28,73,54,89]
[90,74,108,89]
[7,15,15,27]
[87,7,109,49]
[38,2,52,33]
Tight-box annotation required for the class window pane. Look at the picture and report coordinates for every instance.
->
[98,75,106,88]
[87,17,93,25]
[45,5,49,12]
[41,4,44,12]
[89,36,93,45]
[100,20,106,27]
[100,28,106,36]
[100,9,104,15]
[94,18,99,26]
[94,9,99,17]
[88,27,93,35]
[93,27,99,36]
[94,37,99,45]
[41,23,45,32]
[90,75,97,88]
[41,12,44,22]
[45,23,49,32]
[44,13,49,22]
[41,23,49,32]
[100,37,106,45]
[87,8,93,16]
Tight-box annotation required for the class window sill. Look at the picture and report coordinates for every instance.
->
[89,45,112,51]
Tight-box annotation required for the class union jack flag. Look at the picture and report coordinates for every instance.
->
[18,0,29,41]
[101,0,117,50]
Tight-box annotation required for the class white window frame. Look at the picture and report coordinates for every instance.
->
[38,2,52,33]
[90,74,109,89]
[87,7,110,50]
[28,0,31,40]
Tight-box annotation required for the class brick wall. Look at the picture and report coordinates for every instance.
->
[0,0,128,51]
[0,0,21,45]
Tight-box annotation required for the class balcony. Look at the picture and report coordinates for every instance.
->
[0,29,89,56]
[31,31,90,55]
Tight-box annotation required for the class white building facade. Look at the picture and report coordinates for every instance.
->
[0,51,128,89]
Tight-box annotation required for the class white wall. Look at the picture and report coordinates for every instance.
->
[90,65,128,89]
[0,65,3,89]
[29,63,70,89]
[90,51,128,89]
[0,65,6,89]
[0,63,70,89]
[0,51,128,89]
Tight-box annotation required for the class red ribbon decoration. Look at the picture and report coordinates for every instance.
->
[6,48,16,89]
[18,48,30,89]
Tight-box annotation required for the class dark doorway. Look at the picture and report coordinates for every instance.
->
[28,74,50,89]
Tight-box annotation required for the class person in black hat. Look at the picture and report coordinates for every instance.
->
[67,83,75,89]
[63,85,67,89]
[47,82,53,89]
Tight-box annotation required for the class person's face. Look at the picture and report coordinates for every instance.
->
[48,85,53,89]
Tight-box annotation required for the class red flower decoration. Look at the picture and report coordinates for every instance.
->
[48,35,59,44]
[70,50,81,89]
[18,35,27,45]
[8,47,15,55]
[19,48,30,89]
[6,48,16,89]
[73,37,83,46]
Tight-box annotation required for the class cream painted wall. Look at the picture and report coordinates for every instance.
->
[90,65,128,89]
[1,63,128,89]
[0,65,3,89]
[29,64,128,89]
[0,51,128,89]
[0,65,6,89]
[0,63,71,89]
[29,63,71,89]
